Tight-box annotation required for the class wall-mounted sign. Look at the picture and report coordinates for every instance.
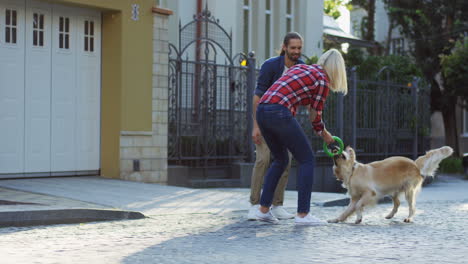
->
[131,4,140,21]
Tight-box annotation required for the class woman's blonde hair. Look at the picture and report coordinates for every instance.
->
[317,49,348,95]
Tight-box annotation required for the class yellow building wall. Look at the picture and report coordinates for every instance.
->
[45,0,155,178]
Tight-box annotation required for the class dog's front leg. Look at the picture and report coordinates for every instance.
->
[354,191,374,224]
[328,197,358,223]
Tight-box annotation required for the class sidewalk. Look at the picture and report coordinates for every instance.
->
[0,174,466,227]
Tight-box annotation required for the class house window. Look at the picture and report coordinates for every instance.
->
[5,9,18,44]
[84,20,94,52]
[265,0,272,59]
[286,0,294,32]
[59,17,70,49]
[242,0,250,53]
[33,13,45,47]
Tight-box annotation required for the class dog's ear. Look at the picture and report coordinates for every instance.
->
[348,147,356,162]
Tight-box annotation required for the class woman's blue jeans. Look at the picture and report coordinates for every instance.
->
[256,103,315,213]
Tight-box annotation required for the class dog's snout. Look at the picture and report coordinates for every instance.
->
[332,153,346,161]
[333,153,346,161]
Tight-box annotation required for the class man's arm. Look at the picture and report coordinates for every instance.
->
[252,95,262,145]
[254,59,274,97]
[251,59,275,144]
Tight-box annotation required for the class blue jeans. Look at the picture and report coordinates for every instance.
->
[256,103,315,213]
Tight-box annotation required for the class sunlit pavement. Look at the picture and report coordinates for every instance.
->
[1,175,467,264]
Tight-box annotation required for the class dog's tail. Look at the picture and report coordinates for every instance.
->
[415,146,453,177]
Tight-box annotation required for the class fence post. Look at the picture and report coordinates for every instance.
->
[412,77,419,160]
[351,67,357,148]
[337,94,344,139]
[246,51,256,162]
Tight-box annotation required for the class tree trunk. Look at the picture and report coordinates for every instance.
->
[367,0,376,54]
[441,96,460,157]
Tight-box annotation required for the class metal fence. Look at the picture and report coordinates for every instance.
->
[168,9,251,167]
[168,9,430,169]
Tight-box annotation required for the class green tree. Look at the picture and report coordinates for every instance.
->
[440,37,468,109]
[324,0,352,19]
[386,0,468,156]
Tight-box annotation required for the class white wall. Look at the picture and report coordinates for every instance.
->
[297,0,323,58]
[350,7,366,39]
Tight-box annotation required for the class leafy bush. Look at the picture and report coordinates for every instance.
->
[307,48,423,84]
[438,157,463,174]
[440,36,468,105]
[305,55,318,65]
[342,48,423,83]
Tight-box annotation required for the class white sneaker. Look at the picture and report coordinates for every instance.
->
[255,209,279,224]
[271,205,294,220]
[247,204,259,220]
[294,214,328,225]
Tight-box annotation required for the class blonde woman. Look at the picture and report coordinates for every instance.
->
[253,49,348,225]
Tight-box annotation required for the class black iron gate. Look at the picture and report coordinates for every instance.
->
[168,9,252,167]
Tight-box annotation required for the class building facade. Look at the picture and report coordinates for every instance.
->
[158,0,324,64]
[0,0,171,183]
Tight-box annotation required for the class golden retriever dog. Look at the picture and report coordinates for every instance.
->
[329,146,453,224]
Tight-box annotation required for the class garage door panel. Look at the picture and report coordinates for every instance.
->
[0,2,25,173]
[76,15,100,170]
[24,1,52,172]
[51,10,77,172]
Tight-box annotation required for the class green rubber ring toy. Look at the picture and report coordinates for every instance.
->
[323,136,344,157]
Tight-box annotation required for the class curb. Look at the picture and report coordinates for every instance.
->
[0,209,146,227]
[315,196,393,207]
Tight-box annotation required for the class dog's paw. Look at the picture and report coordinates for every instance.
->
[403,218,412,223]
[354,219,362,224]
[327,218,339,223]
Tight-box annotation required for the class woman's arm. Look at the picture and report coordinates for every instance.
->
[309,108,334,144]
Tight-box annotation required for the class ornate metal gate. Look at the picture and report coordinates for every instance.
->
[168,9,252,167]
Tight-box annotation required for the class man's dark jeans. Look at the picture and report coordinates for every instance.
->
[256,103,315,213]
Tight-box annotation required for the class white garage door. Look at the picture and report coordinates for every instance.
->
[0,0,101,177]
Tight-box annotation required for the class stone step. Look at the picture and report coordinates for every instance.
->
[189,178,241,188]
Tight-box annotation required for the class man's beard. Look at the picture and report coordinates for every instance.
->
[286,51,300,62]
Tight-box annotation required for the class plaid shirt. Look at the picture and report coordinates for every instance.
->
[259,64,330,133]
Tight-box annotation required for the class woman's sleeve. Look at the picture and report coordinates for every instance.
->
[310,80,329,133]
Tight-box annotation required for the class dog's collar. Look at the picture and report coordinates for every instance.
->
[348,162,359,179]
[342,162,359,187]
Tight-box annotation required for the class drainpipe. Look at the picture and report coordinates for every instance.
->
[193,0,202,118]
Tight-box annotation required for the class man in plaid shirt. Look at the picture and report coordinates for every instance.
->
[253,49,348,225]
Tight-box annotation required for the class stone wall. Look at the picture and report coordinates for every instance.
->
[119,7,172,184]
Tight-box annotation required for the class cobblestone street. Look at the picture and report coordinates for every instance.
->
[1,197,467,264]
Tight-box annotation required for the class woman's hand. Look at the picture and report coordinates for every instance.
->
[321,130,334,145]
[252,126,262,145]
